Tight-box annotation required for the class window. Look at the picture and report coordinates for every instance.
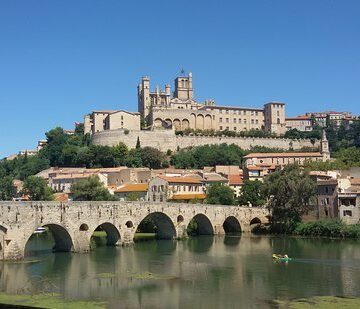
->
[244,119,247,124]
[226,110,229,114]
[238,119,242,123]
[220,126,223,130]
[234,127,237,131]
[233,118,236,123]
[219,109,222,114]
[343,210,352,217]
[219,117,223,123]
[226,118,229,123]
[251,119,254,124]
[255,119,259,124]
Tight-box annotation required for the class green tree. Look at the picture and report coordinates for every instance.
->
[111,143,128,166]
[70,175,117,201]
[125,149,143,167]
[0,176,15,200]
[22,176,54,201]
[263,164,316,232]
[238,180,266,206]
[140,147,165,169]
[205,183,235,205]
[136,136,141,149]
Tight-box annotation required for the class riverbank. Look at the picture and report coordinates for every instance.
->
[254,219,360,239]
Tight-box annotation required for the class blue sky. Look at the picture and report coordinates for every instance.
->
[1,0,359,158]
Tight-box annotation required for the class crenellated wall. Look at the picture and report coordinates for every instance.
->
[91,129,319,152]
[0,201,269,260]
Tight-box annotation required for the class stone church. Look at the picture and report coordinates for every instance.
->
[137,72,286,135]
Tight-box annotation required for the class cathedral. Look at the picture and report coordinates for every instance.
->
[137,72,286,134]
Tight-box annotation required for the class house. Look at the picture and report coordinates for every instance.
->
[228,175,243,197]
[316,179,338,219]
[285,116,313,132]
[114,183,148,201]
[148,176,205,202]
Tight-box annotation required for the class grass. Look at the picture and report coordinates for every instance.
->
[276,296,360,308]
[0,293,105,309]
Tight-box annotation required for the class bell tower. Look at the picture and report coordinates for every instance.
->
[320,130,330,161]
[174,71,193,101]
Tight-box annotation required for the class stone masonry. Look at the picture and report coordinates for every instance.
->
[91,129,319,152]
[0,201,269,260]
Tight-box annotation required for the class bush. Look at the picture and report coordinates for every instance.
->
[294,219,360,238]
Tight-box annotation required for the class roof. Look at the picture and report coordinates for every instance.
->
[317,179,338,186]
[115,183,148,193]
[228,175,244,185]
[350,178,360,185]
[157,175,202,184]
[202,173,228,182]
[52,173,99,180]
[53,193,69,202]
[109,110,141,116]
[198,105,264,112]
[286,116,311,121]
[243,152,322,159]
[171,194,206,200]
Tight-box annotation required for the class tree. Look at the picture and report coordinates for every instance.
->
[238,180,266,206]
[140,147,165,169]
[263,164,316,232]
[22,176,54,201]
[70,175,116,201]
[111,143,128,166]
[136,136,141,149]
[205,183,235,205]
[0,176,15,200]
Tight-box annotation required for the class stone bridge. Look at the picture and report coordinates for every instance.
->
[0,201,269,260]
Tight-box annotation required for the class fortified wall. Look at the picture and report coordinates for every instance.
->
[92,129,319,152]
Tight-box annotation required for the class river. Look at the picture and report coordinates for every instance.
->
[1,233,360,308]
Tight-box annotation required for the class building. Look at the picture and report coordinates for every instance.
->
[317,179,338,219]
[148,175,205,202]
[285,116,313,132]
[84,110,140,135]
[114,183,148,201]
[228,175,243,198]
[137,72,286,135]
[305,111,354,128]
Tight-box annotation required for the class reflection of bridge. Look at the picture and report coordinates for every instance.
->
[0,201,269,260]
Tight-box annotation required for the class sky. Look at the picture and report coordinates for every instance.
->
[0,0,360,158]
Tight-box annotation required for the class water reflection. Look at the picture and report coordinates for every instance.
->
[1,235,360,308]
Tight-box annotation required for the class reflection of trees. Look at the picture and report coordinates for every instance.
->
[186,236,214,253]
[223,235,241,247]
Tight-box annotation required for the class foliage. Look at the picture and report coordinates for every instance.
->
[126,192,141,201]
[263,164,317,232]
[237,180,266,206]
[171,144,246,168]
[22,176,54,201]
[140,147,166,169]
[333,147,360,167]
[303,160,347,171]
[0,176,16,200]
[294,219,360,238]
[186,218,199,236]
[70,175,117,201]
[205,183,235,205]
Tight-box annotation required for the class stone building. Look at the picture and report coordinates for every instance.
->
[285,116,313,132]
[137,72,286,135]
[148,176,205,202]
[316,179,339,219]
[84,110,140,135]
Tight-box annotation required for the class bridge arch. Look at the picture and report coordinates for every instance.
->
[136,212,176,240]
[250,217,262,225]
[91,222,120,247]
[0,225,7,256]
[223,216,241,234]
[187,214,214,236]
[24,223,74,257]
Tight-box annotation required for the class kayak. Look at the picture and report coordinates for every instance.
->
[272,254,292,261]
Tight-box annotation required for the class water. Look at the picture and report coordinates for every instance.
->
[1,233,360,308]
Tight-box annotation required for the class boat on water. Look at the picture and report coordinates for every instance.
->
[34,227,46,234]
[272,254,292,262]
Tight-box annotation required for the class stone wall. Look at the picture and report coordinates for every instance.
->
[92,129,319,152]
[0,201,269,260]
